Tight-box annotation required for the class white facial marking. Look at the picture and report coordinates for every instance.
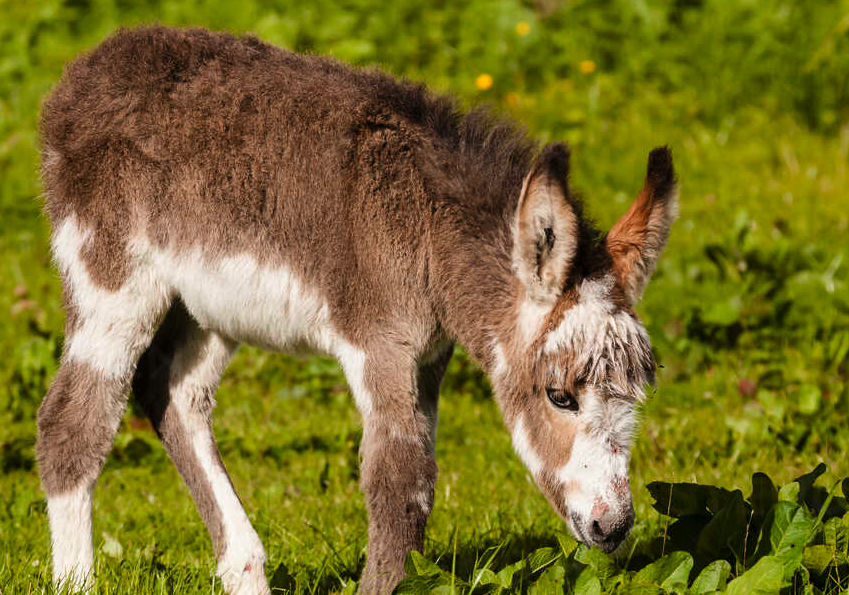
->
[557,388,635,520]
[47,481,95,591]
[511,414,543,477]
[544,276,615,355]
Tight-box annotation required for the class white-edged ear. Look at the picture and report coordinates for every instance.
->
[606,146,678,305]
[512,143,579,304]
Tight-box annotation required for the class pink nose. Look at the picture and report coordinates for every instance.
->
[588,502,635,553]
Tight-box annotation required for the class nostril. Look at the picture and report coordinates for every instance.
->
[591,520,604,539]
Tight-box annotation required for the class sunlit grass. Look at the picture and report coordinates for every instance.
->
[1,0,847,593]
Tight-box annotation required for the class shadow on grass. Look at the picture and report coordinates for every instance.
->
[268,530,565,593]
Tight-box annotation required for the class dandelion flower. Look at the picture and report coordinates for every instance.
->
[515,22,530,36]
[579,60,596,74]
[475,73,494,91]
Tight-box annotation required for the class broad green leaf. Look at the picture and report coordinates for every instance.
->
[726,556,785,595]
[648,482,704,517]
[647,482,734,518]
[574,566,601,595]
[778,482,800,503]
[706,486,739,515]
[793,463,827,504]
[493,558,527,589]
[697,490,748,560]
[574,544,620,585]
[404,550,442,577]
[823,516,843,548]
[756,501,815,579]
[472,568,497,586]
[751,472,778,525]
[528,564,565,595]
[556,533,578,558]
[665,515,713,554]
[526,546,558,571]
[690,560,732,594]
[633,551,693,590]
[802,544,834,575]
[837,512,849,552]
[619,584,663,595]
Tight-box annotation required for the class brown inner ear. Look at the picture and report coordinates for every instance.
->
[605,147,677,305]
[607,187,654,281]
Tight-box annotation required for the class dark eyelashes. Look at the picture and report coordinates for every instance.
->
[546,387,579,412]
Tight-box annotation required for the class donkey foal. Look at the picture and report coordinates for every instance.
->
[37,26,677,595]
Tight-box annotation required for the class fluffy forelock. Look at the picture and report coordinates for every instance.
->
[543,276,655,401]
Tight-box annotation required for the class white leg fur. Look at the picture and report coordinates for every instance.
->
[52,217,170,380]
[48,481,95,591]
[169,330,270,595]
[47,218,170,591]
[52,217,378,595]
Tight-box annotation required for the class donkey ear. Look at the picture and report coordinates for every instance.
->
[606,147,678,305]
[512,143,579,304]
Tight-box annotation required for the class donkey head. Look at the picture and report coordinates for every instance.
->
[496,144,677,552]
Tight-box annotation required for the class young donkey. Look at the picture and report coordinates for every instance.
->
[37,26,677,595]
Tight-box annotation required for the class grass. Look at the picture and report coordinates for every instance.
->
[1,0,848,593]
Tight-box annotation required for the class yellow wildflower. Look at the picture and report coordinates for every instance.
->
[505,92,520,107]
[475,73,494,91]
[579,60,596,74]
[515,22,530,36]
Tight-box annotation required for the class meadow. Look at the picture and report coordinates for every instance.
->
[1,0,848,593]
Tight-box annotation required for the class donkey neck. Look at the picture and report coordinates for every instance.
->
[427,184,525,375]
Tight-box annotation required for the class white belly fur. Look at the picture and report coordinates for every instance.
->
[53,216,375,414]
[151,247,336,353]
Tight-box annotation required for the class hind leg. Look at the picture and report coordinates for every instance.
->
[37,218,170,590]
[133,302,270,595]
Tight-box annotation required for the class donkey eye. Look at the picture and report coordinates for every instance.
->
[546,388,579,412]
